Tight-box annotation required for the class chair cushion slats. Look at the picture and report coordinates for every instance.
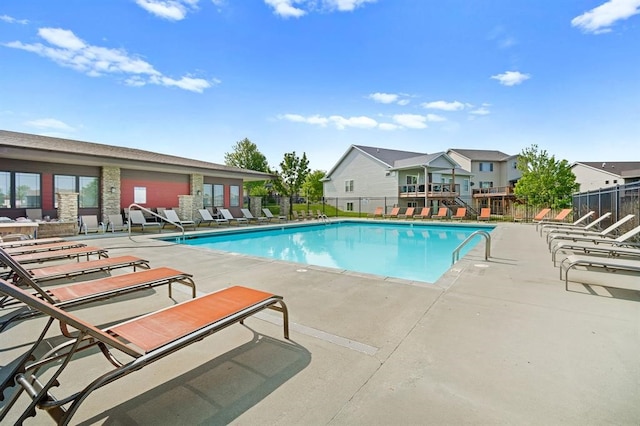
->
[110,286,274,353]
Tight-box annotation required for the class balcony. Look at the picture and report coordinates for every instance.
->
[472,186,515,197]
[399,183,459,198]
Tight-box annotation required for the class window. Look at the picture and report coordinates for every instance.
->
[346,202,354,211]
[54,175,98,208]
[407,201,417,208]
[230,185,240,207]
[203,184,213,207]
[479,181,493,189]
[79,177,98,208]
[406,175,418,185]
[0,172,10,209]
[15,172,41,208]
[479,162,494,172]
[213,184,224,207]
[463,179,469,192]
[513,161,518,169]
[344,180,354,192]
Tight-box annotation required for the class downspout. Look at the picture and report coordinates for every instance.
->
[424,166,428,208]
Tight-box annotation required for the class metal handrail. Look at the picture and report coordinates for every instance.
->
[127,204,185,242]
[451,230,491,265]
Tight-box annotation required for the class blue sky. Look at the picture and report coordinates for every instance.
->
[1,0,639,172]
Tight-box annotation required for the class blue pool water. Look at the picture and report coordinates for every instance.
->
[180,221,493,283]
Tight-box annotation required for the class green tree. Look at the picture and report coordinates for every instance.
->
[224,138,270,196]
[514,144,578,208]
[272,152,310,212]
[301,169,326,202]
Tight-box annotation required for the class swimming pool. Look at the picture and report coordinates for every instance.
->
[179,221,493,284]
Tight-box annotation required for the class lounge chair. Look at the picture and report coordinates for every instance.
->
[241,208,269,224]
[79,215,105,235]
[478,208,491,221]
[0,248,196,330]
[0,280,289,425]
[452,208,466,221]
[432,207,449,220]
[551,224,640,265]
[25,208,43,221]
[534,209,573,231]
[218,208,249,225]
[10,246,109,265]
[4,241,86,256]
[383,207,401,219]
[559,255,640,290]
[538,211,600,235]
[547,214,635,249]
[263,208,287,222]
[398,207,415,220]
[0,237,65,249]
[292,210,302,221]
[162,209,197,230]
[368,207,384,219]
[106,214,129,233]
[532,208,552,223]
[198,208,229,226]
[129,210,162,233]
[413,207,431,220]
[9,255,150,285]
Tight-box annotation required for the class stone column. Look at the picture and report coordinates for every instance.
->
[178,195,195,221]
[280,197,291,220]
[101,166,121,221]
[190,174,204,218]
[56,192,80,235]
[249,196,262,218]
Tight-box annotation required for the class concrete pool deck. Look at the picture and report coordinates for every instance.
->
[1,221,639,424]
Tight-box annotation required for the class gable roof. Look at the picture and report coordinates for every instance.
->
[0,130,274,181]
[447,148,513,161]
[354,145,426,167]
[572,161,640,178]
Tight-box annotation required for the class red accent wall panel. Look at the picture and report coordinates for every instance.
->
[42,173,54,210]
[121,179,190,208]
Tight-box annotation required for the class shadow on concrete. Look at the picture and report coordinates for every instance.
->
[78,329,311,425]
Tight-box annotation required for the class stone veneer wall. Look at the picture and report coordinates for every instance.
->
[190,174,204,219]
[249,196,262,218]
[101,166,121,221]
[55,192,80,235]
[178,195,195,221]
[280,197,291,220]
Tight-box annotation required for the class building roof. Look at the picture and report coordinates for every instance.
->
[573,161,640,178]
[0,130,274,180]
[447,149,513,161]
[354,145,426,167]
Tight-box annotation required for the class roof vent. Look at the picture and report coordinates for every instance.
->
[601,162,606,168]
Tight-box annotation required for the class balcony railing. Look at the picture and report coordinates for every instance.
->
[472,186,515,197]
[399,183,459,198]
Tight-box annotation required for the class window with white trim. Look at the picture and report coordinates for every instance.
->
[345,180,354,192]
[346,202,354,211]
[479,162,494,172]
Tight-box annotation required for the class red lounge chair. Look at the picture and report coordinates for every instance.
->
[0,280,288,425]
[452,208,467,220]
[478,208,491,221]
[368,206,383,219]
[413,207,431,220]
[398,207,415,219]
[10,246,108,265]
[432,207,449,220]
[383,207,401,219]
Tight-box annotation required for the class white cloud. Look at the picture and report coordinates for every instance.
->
[4,27,214,93]
[491,70,530,86]
[324,0,377,12]
[265,0,307,18]
[470,107,490,115]
[368,92,398,104]
[571,0,640,34]
[422,100,465,111]
[135,0,200,21]
[265,0,376,18]
[426,113,446,122]
[329,115,378,129]
[392,114,427,129]
[279,113,378,129]
[25,118,75,131]
[0,15,29,24]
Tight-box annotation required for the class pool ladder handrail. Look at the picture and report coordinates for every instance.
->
[451,230,491,265]
[318,213,329,223]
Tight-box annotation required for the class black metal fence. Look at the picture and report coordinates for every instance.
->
[572,181,640,233]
